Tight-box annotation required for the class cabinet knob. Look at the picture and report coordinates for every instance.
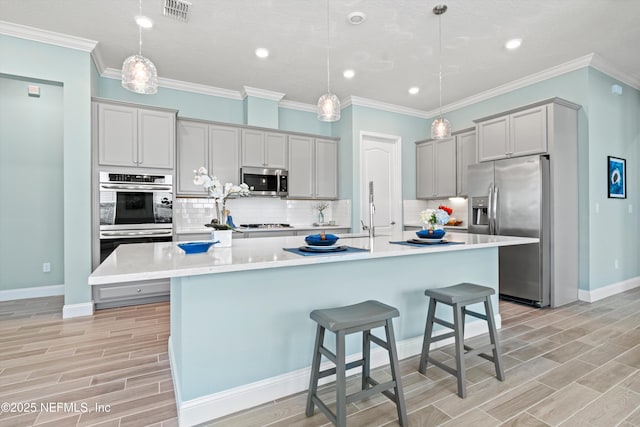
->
[136,288,142,293]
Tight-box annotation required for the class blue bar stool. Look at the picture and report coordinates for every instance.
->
[306,300,408,427]
[418,283,505,398]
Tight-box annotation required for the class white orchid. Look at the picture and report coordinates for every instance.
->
[193,167,251,228]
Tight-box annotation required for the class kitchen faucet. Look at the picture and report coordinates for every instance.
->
[368,181,375,238]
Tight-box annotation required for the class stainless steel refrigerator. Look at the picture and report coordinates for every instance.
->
[468,155,551,307]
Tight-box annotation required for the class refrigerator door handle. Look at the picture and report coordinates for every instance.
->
[493,186,499,235]
[487,183,494,234]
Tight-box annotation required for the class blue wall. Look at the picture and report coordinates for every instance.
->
[0,75,64,290]
[0,34,93,305]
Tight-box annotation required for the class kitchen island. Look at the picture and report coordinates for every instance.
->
[89,231,537,426]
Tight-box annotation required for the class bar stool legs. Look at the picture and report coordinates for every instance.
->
[306,300,407,427]
[418,283,505,398]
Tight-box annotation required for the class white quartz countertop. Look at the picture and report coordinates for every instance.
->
[89,231,538,285]
[175,225,349,234]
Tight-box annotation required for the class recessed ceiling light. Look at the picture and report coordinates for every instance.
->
[347,11,366,25]
[505,38,522,50]
[255,48,269,59]
[135,15,153,29]
[409,87,420,95]
[343,69,355,79]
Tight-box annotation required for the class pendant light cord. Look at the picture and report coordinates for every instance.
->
[438,10,443,118]
[138,0,143,55]
[326,0,331,94]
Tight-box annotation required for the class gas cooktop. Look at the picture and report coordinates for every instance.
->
[240,223,293,229]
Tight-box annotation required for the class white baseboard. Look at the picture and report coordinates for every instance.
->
[62,301,94,318]
[0,284,64,302]
[171,315,500,427]
[578,276,640,303]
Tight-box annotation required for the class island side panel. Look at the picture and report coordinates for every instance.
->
[170,247,498,402]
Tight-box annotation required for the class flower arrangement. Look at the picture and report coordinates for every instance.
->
[420,205,451,230]
[193,167,251,229]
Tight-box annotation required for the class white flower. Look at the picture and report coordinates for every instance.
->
[420,208,449,226]
[192,166,251,202]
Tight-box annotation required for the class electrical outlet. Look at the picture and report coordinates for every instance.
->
[42,262,51,273]
[615,259,619,269]
[595,203,599,214]
[629,204,633,214]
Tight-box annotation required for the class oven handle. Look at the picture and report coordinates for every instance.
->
[100,230,173,238]
[100,184,173,192]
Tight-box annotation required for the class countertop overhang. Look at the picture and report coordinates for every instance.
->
[89,232,538,285]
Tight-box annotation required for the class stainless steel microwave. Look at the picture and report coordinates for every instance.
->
[241,167,288,197]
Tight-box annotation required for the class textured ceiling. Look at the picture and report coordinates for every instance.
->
[1,0,639,112]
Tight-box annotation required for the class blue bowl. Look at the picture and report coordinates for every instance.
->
[305,233,339,246]
[177,241,215,254]
[416,228,446,239]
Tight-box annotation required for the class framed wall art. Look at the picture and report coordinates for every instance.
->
[608,156,626,199]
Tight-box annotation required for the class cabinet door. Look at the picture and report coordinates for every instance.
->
[416,142,435,199]
[265,132,288,169]
[177,121,209,195]
[477,116,509,162]
[98,103,137,167]
[288,135,314,198]
[315,138,338,199]
[434,137,456,197]
[210,125,241,186]
[241,129,265,167]
[510,105,547,157]
[138,109,175,169]
[456,130,477,196]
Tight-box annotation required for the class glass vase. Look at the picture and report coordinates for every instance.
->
[318,211,325,224]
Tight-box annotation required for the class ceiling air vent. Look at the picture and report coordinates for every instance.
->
[163,0,191,22]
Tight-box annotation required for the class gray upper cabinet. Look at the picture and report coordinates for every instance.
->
[477,105,547,162]
[97,102,175,169]
[241,129,288,168]
[456,130,477,197]
[315,138,338,199]
[177,119,240,196]
[416,137,456,199]
[288,136,338,199]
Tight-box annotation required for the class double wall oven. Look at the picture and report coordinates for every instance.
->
[98,172,173,263]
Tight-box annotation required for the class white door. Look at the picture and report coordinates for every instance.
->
[359,131,402,235]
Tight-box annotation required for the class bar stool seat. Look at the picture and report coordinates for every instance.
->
[306,300,407,427]
[418,283,505,398]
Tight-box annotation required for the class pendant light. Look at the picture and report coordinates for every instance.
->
[317,0,340,122]
[122,0,158,94]
[430,4,451,139]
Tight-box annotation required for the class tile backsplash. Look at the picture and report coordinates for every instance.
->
[403,198,468,226]
[174,197,351,230]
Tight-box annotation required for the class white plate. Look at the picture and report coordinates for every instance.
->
[305,243,341,249]
[412,238,444,243]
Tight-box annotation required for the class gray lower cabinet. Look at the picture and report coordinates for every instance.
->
[93,278,170,309]
[177,119,241,196]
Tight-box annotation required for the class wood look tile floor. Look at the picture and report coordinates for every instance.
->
[1,288,640,427]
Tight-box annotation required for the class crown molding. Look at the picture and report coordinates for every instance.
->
[424,53,596,118]
[342,96,430,119]
[590,53,640,90]
[90,45,107,75]
[102,68,243,100]
[279,99,317,113]
[0,20,97,52]
[241,86,285,101]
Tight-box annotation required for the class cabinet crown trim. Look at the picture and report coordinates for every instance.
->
[473,97,581,124]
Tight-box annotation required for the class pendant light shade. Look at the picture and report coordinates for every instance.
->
[317,93,341,122]
[317,0,340,122]
[122,54,158,94]
[122,0,158,94]
[430,4,451,139]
